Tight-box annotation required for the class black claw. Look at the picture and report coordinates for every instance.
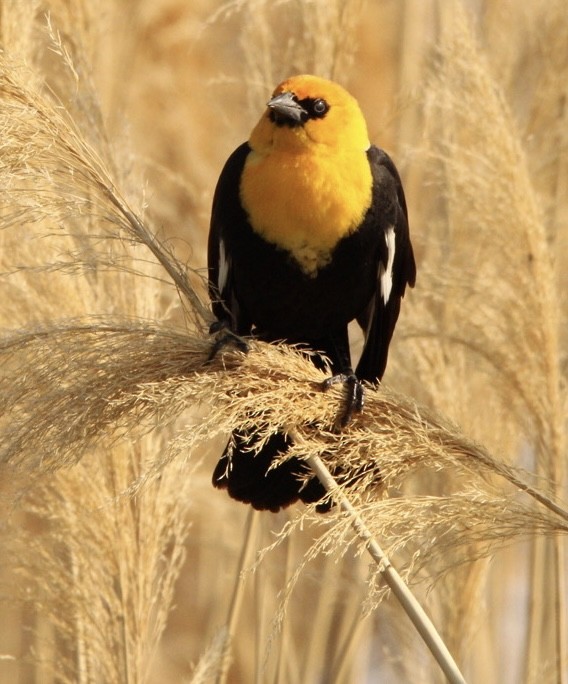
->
[209,319,228,335]
[207,324,249,363]
[321,373,365,427]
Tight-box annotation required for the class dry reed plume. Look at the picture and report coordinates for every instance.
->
[1,1,567,683]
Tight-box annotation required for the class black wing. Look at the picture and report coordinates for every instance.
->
[355,146,416,383]
[207,142,252,334]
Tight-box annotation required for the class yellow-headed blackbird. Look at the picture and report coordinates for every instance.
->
[208,75,416,512]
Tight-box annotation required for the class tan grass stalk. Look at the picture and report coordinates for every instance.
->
[188,628,229,684]
[2,444,192,683]
[299,541,346,681]
[3,323,568,528]
[215,508,259,684]
[0,53,211,331]
[4,318,568,677]
[411,5,568,679]
[0,8,199,682]
[273,527,295,684]
[306,453,467,684]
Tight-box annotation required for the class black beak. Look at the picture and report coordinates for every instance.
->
[267,91,307,125]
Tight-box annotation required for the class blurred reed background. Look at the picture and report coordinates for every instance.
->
[0,0,567,682]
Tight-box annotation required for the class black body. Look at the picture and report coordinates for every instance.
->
[208,143,416,511]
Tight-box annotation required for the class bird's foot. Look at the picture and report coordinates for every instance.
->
[321,373,365,428]
[207,321,249,362]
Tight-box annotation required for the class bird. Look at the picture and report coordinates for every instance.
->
[207,74,416,512]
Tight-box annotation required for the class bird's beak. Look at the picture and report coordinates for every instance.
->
[267,91,307,125]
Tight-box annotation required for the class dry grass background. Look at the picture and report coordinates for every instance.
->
[0,0,567,682]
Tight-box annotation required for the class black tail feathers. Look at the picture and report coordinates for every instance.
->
[212,429,332,513]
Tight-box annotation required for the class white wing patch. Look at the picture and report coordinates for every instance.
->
[379,225,396,305]
[218,239,230,293]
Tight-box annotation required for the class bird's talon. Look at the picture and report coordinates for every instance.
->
[207,327,249,362]
[209,319,227,335]
[321,373,350,392]
[352,376,365,413]
[321,373,365,427]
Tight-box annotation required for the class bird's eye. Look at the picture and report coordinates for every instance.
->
[312,98,328,116]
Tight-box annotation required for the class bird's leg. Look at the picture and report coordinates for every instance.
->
[207,320,249,362]
[321,373,365,428]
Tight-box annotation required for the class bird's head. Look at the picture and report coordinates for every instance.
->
[248,75,370,154]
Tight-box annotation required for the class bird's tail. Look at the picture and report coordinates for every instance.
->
[212,429,331,512]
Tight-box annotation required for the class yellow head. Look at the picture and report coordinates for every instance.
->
[241,75,373,275]
[248,74,370,154]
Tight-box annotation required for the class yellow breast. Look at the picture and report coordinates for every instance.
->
[240,143,373,276]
